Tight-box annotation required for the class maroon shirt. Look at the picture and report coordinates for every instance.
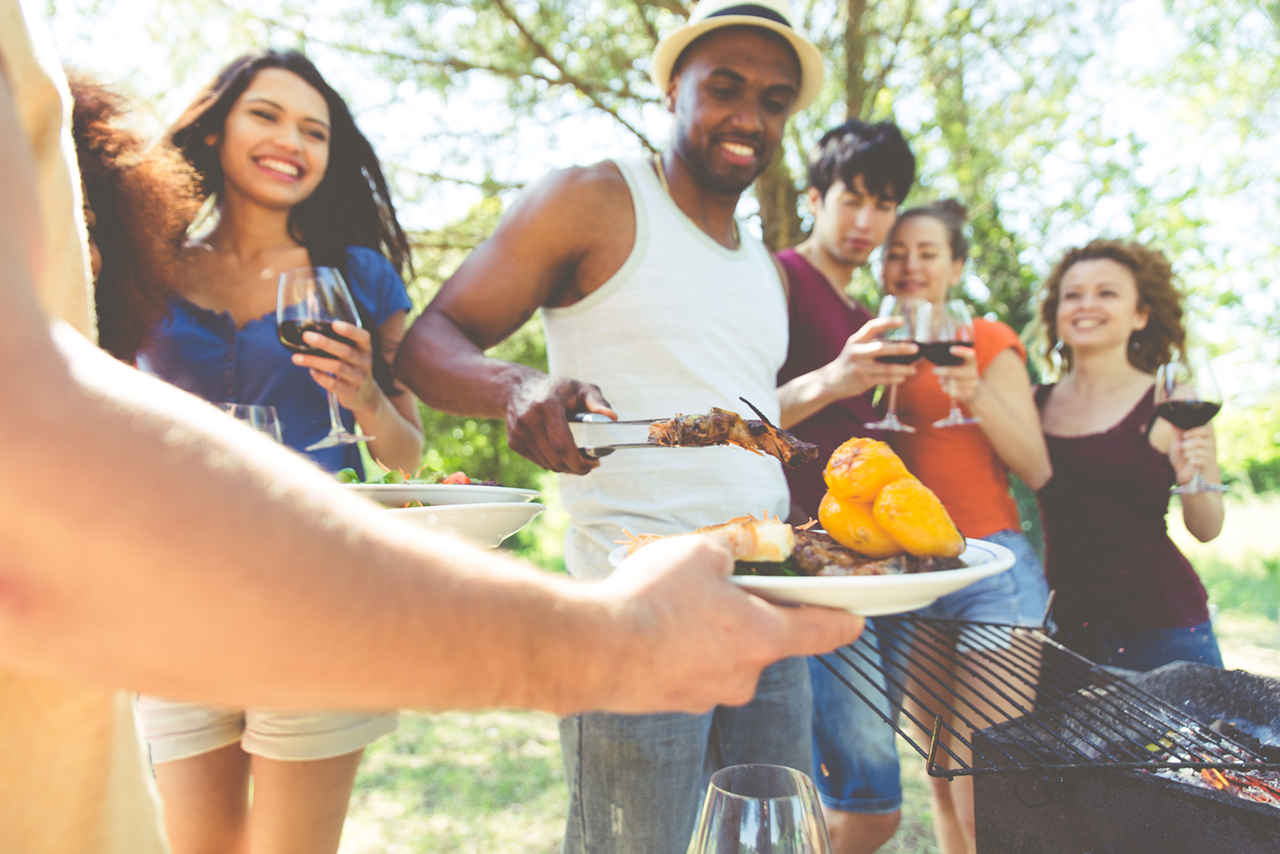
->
[776,249,883,521]
[1035,384,1210,632]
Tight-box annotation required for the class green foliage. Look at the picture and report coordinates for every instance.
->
[1214,397,1280,494]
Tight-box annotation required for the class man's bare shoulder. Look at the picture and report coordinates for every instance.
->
[510,159,632,224]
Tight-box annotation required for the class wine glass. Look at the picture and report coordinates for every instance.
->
[1154,348,1228,496]
[214,403,283,443]
[276,266,373,450]
[689,764,831,854]
[918,299,980,428]
[864,295,921,433]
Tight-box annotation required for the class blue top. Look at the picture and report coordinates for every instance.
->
[137,246,413,474]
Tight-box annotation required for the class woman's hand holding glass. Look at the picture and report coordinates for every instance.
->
[289,319,381,419]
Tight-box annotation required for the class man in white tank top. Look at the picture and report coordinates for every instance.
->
[395,3,860,852]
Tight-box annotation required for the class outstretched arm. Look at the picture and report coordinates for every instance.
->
[777,317,918,429]
[0,78,862,713]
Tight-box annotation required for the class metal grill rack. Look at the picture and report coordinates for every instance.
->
[817,616,1280,779]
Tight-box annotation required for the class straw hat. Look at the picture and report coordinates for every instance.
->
[650,0,825,113]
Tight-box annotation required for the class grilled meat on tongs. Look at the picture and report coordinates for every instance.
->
[647,401,819,468]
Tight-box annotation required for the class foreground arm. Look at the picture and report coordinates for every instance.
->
[777,317,918,430]
[395,165,631,475]
[0,81,862,715]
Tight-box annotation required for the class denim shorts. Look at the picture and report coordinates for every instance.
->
[808,530,1048,813]
[808,627,903,814]
[1055,621,1224,672]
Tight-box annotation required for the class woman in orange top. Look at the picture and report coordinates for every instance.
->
[879,199,1051,854]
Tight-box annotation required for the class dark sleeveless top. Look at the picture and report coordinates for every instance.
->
[1035,384,1209,632]
[775,248,883,519]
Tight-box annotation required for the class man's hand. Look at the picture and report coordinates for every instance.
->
[586,535,864,715]
[819,317,918,400]
[506,375,617,475]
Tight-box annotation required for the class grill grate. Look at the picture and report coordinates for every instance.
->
[817,616,1280,779]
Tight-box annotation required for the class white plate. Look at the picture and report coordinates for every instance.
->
[387,502,545,548]
[345,483,540,507]
[607,538,1014,617]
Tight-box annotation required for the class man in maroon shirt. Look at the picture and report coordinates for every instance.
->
[775,119,917,854]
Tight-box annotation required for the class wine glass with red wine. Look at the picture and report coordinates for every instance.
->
[864,295,921,433]
[1155,348,1227,495]
[276,266,373,450]
[918,299,980,428]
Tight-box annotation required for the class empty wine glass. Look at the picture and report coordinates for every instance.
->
[689,764,831,854]
[864,295,921,433]
[276,266,373,450]
[214,403,283,443]
[1154,348,1228,496]
[918,300,980,428]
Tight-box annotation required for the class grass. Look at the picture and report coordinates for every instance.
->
[340,495,1280,854]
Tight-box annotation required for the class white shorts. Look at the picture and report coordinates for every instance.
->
[137,696,397,764]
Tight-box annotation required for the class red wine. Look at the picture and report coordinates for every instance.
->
[875,348,923,365]
[278,320,357,358]
[1156,400,1221,430]
[919,341,970,366]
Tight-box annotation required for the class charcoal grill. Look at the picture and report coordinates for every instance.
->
[816,616,1280,778]
[816,616,1280,853]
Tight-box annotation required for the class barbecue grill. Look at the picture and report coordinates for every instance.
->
[817,616,1280,853]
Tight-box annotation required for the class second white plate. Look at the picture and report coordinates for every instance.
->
[607,538,1014,617]
[345,483,540,507]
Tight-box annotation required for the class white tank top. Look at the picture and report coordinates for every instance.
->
[543,157,791,579]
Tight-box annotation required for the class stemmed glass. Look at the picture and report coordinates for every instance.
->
[1154,348,1228,495]
[214,403,283,443]
[864,295,921,433]
[918,299,980,428]
[276,266,373,450]
[689,764,832,854]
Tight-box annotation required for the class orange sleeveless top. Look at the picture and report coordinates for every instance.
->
[890,319,1024,538]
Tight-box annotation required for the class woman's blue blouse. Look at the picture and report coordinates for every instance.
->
[137,246,413,475]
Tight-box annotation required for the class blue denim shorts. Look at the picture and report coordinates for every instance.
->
[1055,621,1224,672]
[809,628,903,814]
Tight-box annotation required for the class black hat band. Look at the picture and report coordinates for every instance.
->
[706,4,793,28]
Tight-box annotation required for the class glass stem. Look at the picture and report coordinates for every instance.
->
[886,383,900,419]
[327,391,346,436]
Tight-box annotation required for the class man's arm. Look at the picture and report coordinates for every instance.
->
[0,79,862,712]
[395,163,634,475]
[777,317,918,430]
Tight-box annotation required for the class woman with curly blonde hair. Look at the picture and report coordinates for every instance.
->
[1035,238,1225,671]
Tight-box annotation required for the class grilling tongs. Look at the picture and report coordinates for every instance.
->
[569,412,659,459]
[569,398,776,459]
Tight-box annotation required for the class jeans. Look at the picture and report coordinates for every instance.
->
[558,656,811,854]
[1055,621,1224,671]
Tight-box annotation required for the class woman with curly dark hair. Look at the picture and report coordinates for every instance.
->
[68,72,201,362]
[1035,238,1225,672]
[129,50,423,854]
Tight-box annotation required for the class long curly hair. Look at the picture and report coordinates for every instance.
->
[1039,239,1185,375]
[167,50,412,394]
[70,73,202,362]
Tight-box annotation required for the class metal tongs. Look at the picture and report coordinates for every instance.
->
[569,412,660,459]
[569,398,775,459]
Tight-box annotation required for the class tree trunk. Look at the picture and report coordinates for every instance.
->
[755,147,803,252]
[846,0,869,117]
